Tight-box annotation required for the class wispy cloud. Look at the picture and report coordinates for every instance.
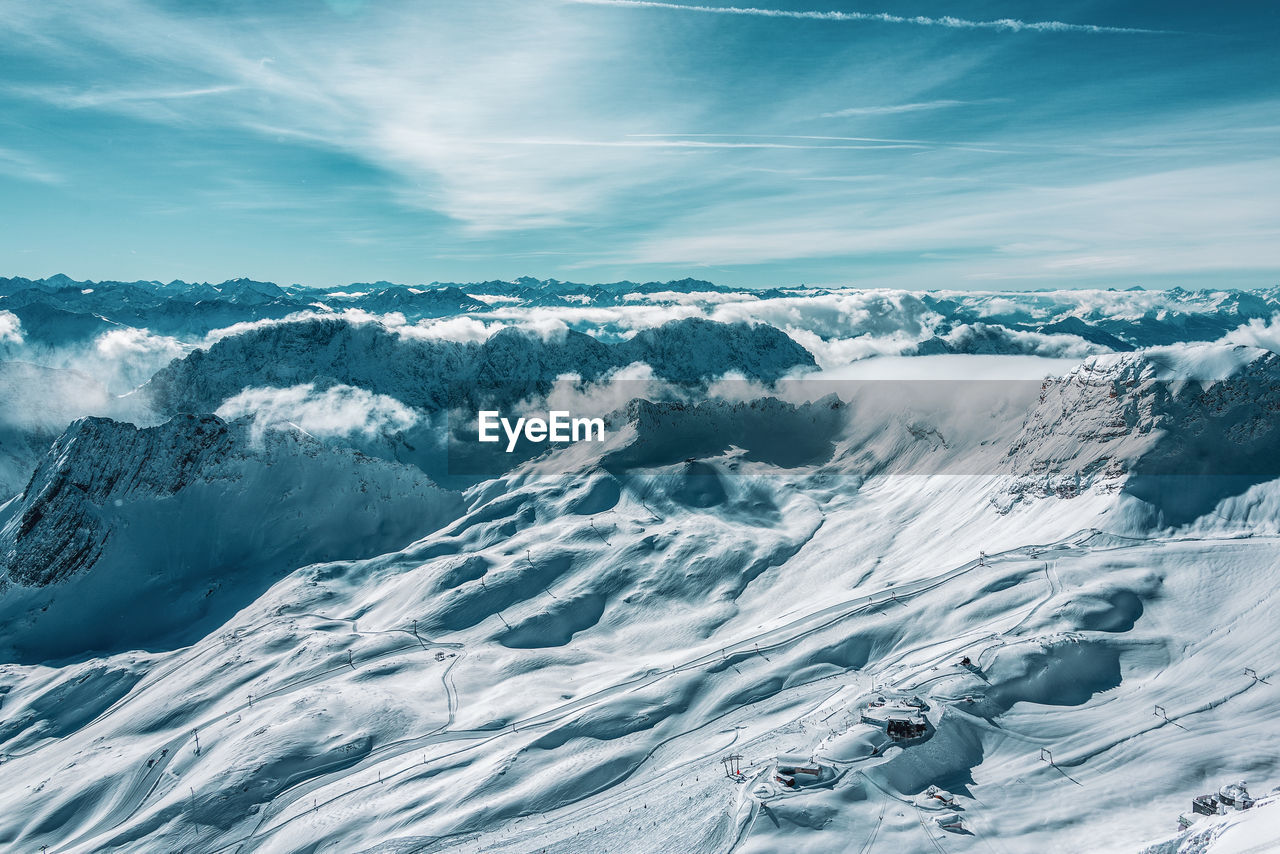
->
[2,0,689,231]
[625,132,1021,154]
[820,99,1004,118]
[0,147,63,185]
[565,0,1166,35]
[6,84,243,109]
[586,157,1280,281]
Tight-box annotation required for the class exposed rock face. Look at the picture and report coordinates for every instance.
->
[1,415,234,586]
[470,326,615,405]
[998,346,1280,521]
[1,412,467,588]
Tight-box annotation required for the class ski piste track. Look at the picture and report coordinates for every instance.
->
[33,527,1274,853]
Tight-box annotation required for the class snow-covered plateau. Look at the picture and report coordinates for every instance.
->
[1,278,1279,853]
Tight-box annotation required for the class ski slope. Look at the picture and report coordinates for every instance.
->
[3,462,1278,853]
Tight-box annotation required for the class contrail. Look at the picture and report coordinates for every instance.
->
[566,0,1166,34]
[820,99,1007,118]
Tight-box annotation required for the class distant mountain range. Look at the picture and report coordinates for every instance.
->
[4,274,1278,354]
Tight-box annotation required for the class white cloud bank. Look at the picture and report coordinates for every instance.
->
[0,310,23,345]
[1219,314,1280,354]
[216,383,420,440]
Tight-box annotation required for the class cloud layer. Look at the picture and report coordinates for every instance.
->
[0,310,22,345]
[215,383,420,441]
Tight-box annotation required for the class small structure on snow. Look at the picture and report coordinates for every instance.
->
[925,785,956,806]
[915,785,959,812]
[887,718,928,741]
[1219,781,1254,810]
[773,753,828,788]
[1177,781,1255,830]
[1192,794,1220,816]
[859,695,931,744]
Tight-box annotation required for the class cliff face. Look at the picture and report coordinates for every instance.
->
[0,413,465,661]
[998,345,1280,521]
[1,415,235,586]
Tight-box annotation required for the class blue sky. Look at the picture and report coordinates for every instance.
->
[1,0,1277,289]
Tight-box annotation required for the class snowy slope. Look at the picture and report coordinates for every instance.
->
[0,382,1276,852]
[3,455,1276,853]
[1144,795,1280,853]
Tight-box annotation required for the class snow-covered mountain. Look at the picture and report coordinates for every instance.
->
[141,316,816,417]
[0,279,1279,854]
[999,345,1280,524]
[6,274,1280,361]
[0,414,463,663]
